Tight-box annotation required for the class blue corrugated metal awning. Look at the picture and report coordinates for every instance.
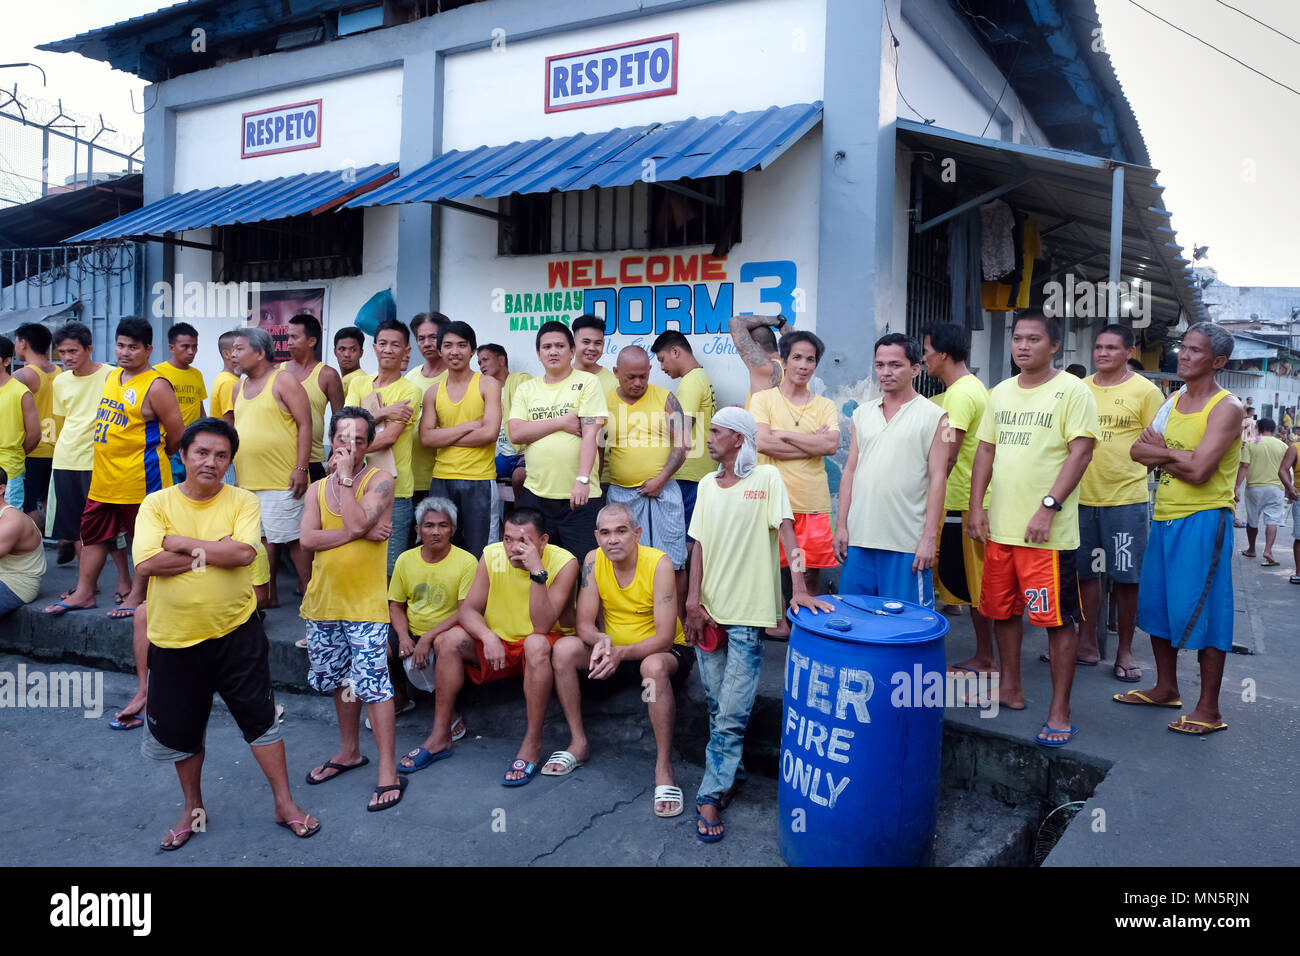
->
[348,103,822,210]
[66,163,399,243]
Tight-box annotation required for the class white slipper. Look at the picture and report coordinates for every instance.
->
[540,750,582,776]
[451,716,467,742]
[653,785,684,818]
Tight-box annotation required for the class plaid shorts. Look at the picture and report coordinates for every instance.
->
[305,620,393,703]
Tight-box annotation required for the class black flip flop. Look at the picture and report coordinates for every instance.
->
[366,776,408,812]
[276,817,322,838]
[305,755,370,785]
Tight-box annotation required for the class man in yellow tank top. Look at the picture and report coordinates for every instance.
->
[300,408,408,810]
[284,314,344,482]
[420,320,501,557]
[154,322,207,484]
[12,323,59,523]
[546,501,693,816]
[333,326,367,396]
[46,318,184,620]
[230,326,314,608]
[415,506,578,786]
[1235,417,1288,566]
[602,346,688,572]
[1125,323,1243,736]
[404,313,450,542]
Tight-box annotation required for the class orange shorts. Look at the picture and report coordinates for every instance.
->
[978,541,1082,627]
[780,512,837,570]
[466,631,562,685]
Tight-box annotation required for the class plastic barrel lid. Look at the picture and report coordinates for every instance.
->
[787,594,949,646]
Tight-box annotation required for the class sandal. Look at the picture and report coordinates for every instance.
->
[541,750,582,776]
[1113,691,1182,708]
[366,777,408,812]
[305,755,370,785]
[276,816,321,838]
[1113,663,1142,683]
[696,812,725,843]
[160,827,193,851]
[1168,716,1227,736]
[501,758,538,787]
[654,785,684,818]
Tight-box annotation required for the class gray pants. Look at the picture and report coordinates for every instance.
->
[427,478,495,558]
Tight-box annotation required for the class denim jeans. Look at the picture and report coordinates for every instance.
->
[695,624,764,808]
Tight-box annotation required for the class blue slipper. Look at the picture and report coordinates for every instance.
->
[109,714,144,731]
[1035,723,1078,748]
[696,813,725,843]
[501,758,538,787]
[44,601,97,616]
[398,746,452,773]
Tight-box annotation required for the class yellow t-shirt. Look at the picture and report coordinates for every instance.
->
[154,361,207,427]
[1078,373,1164,507]
[346,374,424,499]
[931,373,989,512]
[431,373,496,481]
[687,464,793,628]
[233,369,299,492]
[251,541,270,587]
[300,469,389,623]
[1242,435,1287,488]
[1154,390,1240,521]
[0,378,29,480]
[51,364,114,471]
[748,389,839,514]
[594,545,686,646]
[209,370,239,421]
[584,365,618,395]
[405,365,448,489]
[341,368,366,396]
[510,370,608,499]
[975,371,1099,551]
[482,541,576,641]
[496,371,532,456]
[603,384,675,487]
[388,544,477,636]
[89,367,173,504]
[132,484,260,648]
[26,365,60,458]
[674,367,716,483]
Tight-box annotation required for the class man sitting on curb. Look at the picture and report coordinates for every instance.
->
[403,506,578,785]
[545,501,693,817]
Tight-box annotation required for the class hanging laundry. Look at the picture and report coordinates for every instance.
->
[947,207,984,330]
[983,218,1042,311]
[980,199,1015,280]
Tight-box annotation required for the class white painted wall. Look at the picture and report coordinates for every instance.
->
[173,67,403,191]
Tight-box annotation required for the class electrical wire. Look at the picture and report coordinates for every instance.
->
[881,2,935,124]
[1212,0,1300,47]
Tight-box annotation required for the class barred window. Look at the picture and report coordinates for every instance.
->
[216,209,363,283]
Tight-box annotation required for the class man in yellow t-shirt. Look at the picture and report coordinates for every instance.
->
[154,322,208,484]
[751,331,839,636]
[418,506,579,786]
[133,417,318,847]
[1236,417,1289,566]
[545,501,692,813]
[922,323,994,677]
[1072,325,1163,681]
[969,312,1098,747]
[508,321,608,561]
[12,322,59,523]
[602,346,688,571]
[477,342,531,505]
[571,314,619,396]
[345,319,425,576]
[685,407,832,841]
[0,336,39,513]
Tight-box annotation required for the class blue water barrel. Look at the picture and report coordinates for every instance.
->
[779,594,948,867]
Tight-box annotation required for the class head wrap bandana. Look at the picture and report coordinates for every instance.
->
[710,406,759,478]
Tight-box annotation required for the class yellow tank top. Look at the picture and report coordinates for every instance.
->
[603,384,674,487]
[594,545,686,646]
[300,469,389,623]
[432,372,495,481]
[0,377,28,480]
[233,369,299,491]
[1154,389,1241,521]
[29,365,60,458]
[405,365,447,488]
[482,541,576,641]
[300,363,328,463]
[88,368,172,504]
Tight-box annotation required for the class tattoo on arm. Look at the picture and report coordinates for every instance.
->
[580,416,601,427]
[580,560,594,589]
[730,323,773,372]
[658,592,675,604]
[768,360,783,387]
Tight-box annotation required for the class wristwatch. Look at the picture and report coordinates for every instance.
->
[339,475,355,487]
[1041,495,1062,511]
[575,476,590,485]
[529,568,549,584]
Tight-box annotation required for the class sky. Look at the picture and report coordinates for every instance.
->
[2,0,1298,287]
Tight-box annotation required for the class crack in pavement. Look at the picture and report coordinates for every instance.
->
[527,785,650,865]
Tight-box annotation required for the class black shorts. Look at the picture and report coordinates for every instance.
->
[516,487,601,562]
[581,643,694,698]
[309,461,326,483]
[22,457,52,512]
[145,612,276,755]
[50,469,93,541]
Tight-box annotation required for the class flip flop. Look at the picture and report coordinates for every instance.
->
[1035,723,1078,748]
[1261,557,1280,567]
[107,606,137,619]
[696,812,725,843]
[965,693,1026,711]
[1290,576,1300,585]
[305,755,370,785]
[109,714,144,730]
[1038,654,1099,666]
[160,827,193,851]
[398,746,453,773]
[1113,663,1143,683]
[501,758,538,787]
[1240,550,1256,557]
[1168,716,1228,736]
[654,785,684,818]
[276,817,321,838]
[946,664,982,677]
[540,750,583,776]
[44,601,97,616]
[366,776,409,812]
[1113,691,1182,708]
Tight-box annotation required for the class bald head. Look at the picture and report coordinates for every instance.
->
[614,345,651,400]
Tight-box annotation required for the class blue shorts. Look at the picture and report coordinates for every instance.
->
[305,620,394,703]
[839,546,934,608]
[1136,508,1234,652]
[678,479,699,543]
[495,453,524,480]
[3,473,24,509]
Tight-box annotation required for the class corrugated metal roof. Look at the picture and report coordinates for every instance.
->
[66,163,398,242]
[348,102,823,209]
